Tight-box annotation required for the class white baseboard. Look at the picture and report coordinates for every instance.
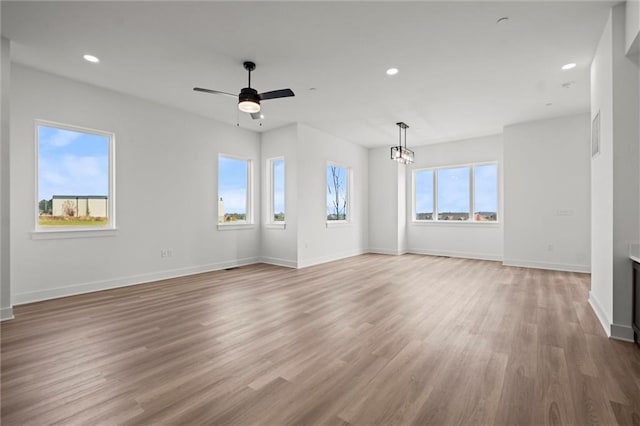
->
[409,248,502,262]
[588,291,611,338]
[13,257,260,305]
[259,256,297,268]
[610,323,635,342]
[0,306,14,321]
[297,249,367,269]
[502,258,590,273]
[368,248,407,256]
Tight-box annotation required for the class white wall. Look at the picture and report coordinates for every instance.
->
[504,114,591,273]
[590,5,640,341]
[626,0,640,55]
[0,37,12,320]
[611,4,640,338]
[406,135,504,261]
[590,13,615,334]
[368,147,406,255]
[296,124,368,267]
[260,124,298,267]
[10,65,261,304]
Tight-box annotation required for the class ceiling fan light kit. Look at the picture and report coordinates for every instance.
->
[194,60,294,120]
[238,87,261,113]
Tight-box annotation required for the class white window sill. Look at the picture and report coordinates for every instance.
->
[265,223,286,230]
[31,228,118,240]
[326,221,352,228]
[411,220,501,227]
[217,223,256,231]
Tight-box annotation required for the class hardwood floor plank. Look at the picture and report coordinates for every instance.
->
[2,254,639,425]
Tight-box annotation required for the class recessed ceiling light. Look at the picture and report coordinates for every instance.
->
[83,54,100,63]
[561,63,576,70]
[386,68,399,76]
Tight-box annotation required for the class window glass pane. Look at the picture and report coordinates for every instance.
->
[326,165,348,221]
[218,156,248,223]
[272,159,285,222]
[474,164,498,221]
[37,124,110,227]
[415,170,434,220]
[437,167,470,221]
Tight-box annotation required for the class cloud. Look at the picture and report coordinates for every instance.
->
[39,154,108,199]
[42,128,84,147]
[218,188,247,214]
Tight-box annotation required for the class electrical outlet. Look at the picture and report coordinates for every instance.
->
[160,249,167,258]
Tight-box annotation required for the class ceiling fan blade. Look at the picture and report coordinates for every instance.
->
[193,87,236,98]
[259,89,295,100]
[250,112,262,120]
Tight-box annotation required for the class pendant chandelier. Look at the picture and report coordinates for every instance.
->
[390,122,414,164]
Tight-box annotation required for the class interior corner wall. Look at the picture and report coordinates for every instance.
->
[368,147,405,255]
[10,65,261,304]
[611,3,639,339]
[260,124,298,267]
[503,113,591,273]
[296,124,368,268]
[406,134,504,261]
[590,5,640,341]
[590,11,615,335]
[0,37,12,320]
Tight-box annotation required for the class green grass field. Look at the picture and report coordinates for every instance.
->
[39,216,108,227]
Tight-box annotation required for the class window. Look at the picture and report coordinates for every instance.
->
[268,158,285,223]
[218,155,252,224]
[438,167,470,221]
[326,164,349,222]
[414,163,498,223]
[473,164,498,222]
[36,121,114,230]
[414,170,434,220]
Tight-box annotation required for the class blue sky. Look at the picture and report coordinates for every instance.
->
[273,159,285,215]
[474,164,498,212]
[415,165,497,214]
[218,156,248,214]
[438,167,470,213]
[38,125,109,200]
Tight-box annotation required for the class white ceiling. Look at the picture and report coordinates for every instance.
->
[2,1,613,148]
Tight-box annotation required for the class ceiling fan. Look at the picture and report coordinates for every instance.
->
[194,61,295,120]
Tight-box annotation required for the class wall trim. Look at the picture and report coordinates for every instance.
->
[368,248,408,256]
[0,306,14,321]
[502,258,590,273]
[297,249,367,269]
[610,323,635,342]
[409,248,502,262]
[588,291,612,338]
[259,256,297,268]
[13,257,260,305]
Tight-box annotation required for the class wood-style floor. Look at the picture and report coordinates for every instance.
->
[2,254,639,425]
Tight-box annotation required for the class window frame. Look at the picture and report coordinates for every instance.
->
[266,156,286,229]
[325,161,352,227]
[412,161,499,224]
[33,120,116,238]
[217,153,254,230]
